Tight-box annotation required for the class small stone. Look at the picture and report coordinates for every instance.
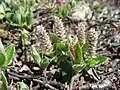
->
[112,76,117,81]
[32,67,40,71]
[108,68,113,72]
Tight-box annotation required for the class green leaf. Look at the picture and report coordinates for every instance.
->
[75,42,83,64]
[111,42,120,46]
[57,6,63,18]
[3,44,15,67]
[57,6,68,18]
[10,22,22,27]
[59,56,73,83]
[32,46,42,66]
[40,57,50,68]
[72,63,85,73]
[0,4,5,20]
[26,11,35,25]
[49,33,57,43]
[0,52,5,67]
[21,29,30,45]
[0,14,4,20]
[0,4,5,14]
[5,12,23,27]
[5,12,12,22]
[1,71,8,90]
[86,56,107,68]
[19,82,29,90]
[96,56,107,64]
[13,12,22,25]
[3,0,35,27]
[19,6,26,15]
[86,59,98,67]
[54,42,68,55]
[21,32,30,39]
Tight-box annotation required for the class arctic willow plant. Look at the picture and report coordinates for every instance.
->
[32,17,67,68]
[32,21,107,82]
[53,22,107,75]
[68,23,107,73]
[0,0,35,27]
[32,25,53,68]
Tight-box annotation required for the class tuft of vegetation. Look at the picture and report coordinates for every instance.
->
[0,0,37,27]
[0,40,15,90]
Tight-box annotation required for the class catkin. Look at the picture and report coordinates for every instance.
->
[35,25,52,51]
[53,16,66,41]
[87,28,98,57]
[76,22,86,44]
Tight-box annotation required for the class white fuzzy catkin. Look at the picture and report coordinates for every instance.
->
[54,16,66,41]
[88,28,98,57]
[76,22,86,44]
[35,25,52,51]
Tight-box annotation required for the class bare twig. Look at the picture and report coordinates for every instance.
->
[7,71,39,79]
[73,79,113,90]
[33,79,58,90]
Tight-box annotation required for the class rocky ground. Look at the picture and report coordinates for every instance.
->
[0,0,120,90]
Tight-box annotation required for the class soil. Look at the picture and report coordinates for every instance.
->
[1,0,120,90]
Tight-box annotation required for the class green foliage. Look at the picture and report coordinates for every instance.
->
[1,71,8,90]
[51,0,75,18]
[54,42,68,56]
[72,63,85,74]
[5,5,35,27]
[74,42,83,64]
[32,46,42,66]
[68,37,107,73]
[19,81,29,90]
[51,37,106,82]
[0,40,15,68]
[20,29,30,46]
[0,0,36,27]
[56,6,70,18]
[111,42,120,46]
[0,4,5,20]
[68,0,76,8]
[51,35,107,75]
[4,44,15,66]
[31,33,107,82]
[86,56,107,68]
[92,1,107,12]
[0,53,5,67]
[59,56,73,83]
[32,46,50,68]
[0,40,15,90]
